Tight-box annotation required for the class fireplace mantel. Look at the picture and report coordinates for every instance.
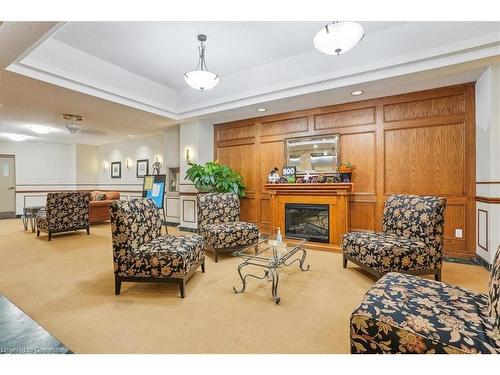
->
[265,183,354,252]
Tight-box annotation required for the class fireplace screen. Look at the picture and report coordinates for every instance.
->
[284,203,329,243]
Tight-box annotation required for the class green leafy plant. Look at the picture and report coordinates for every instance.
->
[185,161,246,198]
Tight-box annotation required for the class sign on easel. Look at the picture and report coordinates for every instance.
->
[142,174,166,209]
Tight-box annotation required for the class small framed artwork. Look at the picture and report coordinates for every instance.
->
[136,159,149,178]
[111,162,121,178]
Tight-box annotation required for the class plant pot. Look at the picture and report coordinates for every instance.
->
[339,172,352,183]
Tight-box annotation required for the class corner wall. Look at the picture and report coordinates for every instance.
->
[476,64,500,265]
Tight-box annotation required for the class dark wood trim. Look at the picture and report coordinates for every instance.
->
[477,209,488,252]
[476,196,500,204]
[476,181,500,184]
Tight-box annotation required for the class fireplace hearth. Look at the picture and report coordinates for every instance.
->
[285,203,329,243]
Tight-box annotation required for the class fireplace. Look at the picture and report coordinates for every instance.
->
[285,203,329,243]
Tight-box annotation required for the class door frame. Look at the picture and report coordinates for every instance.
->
[0,154,16,217]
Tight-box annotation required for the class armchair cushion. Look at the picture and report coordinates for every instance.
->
[198,192,240,227]
[490,246,500,334]
[36,192,90,233]
[200,222,259,249]
[116,234,205,279]
[343,232,440,273]
[350,272,500,354]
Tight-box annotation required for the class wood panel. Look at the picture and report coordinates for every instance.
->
[214,83,476,257]
[259,141,285,193]
[340,132,375,193]
[350,201,376,232]
[260,117,308,137]
[315,107,375,130]
[217,144,256,193]
[384,123,465,196]
[383,94,465,122]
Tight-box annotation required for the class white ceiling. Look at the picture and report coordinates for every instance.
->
[1,21,500,145]
[51,22,406,90]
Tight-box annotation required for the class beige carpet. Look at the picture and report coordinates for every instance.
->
[0,218,490,353]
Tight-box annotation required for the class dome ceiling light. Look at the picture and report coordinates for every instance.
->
[313,22,364,56]
[184,34,219,91]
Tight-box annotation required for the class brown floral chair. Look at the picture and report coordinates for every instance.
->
[110,198,205,298]
[36,192,91,241]
[342,194,446,281]
[197,193,259,262]
[350,245,500,354]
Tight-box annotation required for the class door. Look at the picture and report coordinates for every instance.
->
[0,155,16,218]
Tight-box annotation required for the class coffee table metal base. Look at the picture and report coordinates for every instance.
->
[233,247,309,304]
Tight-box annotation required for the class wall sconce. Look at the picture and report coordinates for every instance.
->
[102,161,109,170]
[185,147,191,162]
[125,159,132,169]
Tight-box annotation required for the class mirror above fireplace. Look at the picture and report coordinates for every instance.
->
[285,134,339,174]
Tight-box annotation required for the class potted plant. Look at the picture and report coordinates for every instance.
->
[185,160,246,198]
[338,162,356,183]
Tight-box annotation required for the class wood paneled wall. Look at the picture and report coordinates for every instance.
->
[214,84,476,257]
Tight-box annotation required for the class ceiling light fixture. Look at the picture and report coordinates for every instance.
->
[351,90,364,96]
[184,34,219,91]
[257,108,267,112]
[1,133,31,142]
[313,22,364,56]
[27,124,55,134]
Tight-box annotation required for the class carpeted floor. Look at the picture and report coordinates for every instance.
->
[0,218,490,353]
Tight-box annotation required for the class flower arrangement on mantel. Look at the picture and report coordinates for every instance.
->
[267,162,356,184]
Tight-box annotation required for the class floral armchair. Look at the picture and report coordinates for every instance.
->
[36,192,91,241]
[109,199,205,298]
[342,194,446,281]
[350,245,500,354]
[197,193,259,262]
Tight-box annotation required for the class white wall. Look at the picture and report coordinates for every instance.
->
[75,144,99,184]
[475,64,500,265]
[0,140,79,213]
[179,121,214,229]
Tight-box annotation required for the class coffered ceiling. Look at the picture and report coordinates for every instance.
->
[1,21,500,144]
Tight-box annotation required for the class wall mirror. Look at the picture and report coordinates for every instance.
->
[285,134,340,174]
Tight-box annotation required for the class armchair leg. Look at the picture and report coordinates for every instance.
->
[37,230,40,237]
[48,232,52,241]
[214,248,219,263]
[343,254,347,269]
[114,275,122,295]
[179,279,186,298]
[434,269,442,282]
[86,227,90,235]
[201,260,205,273]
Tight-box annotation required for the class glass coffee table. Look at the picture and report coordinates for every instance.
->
[233,235,310,304]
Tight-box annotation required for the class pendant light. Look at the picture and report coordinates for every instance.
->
[184,34,219,91]
[313,22,364,56]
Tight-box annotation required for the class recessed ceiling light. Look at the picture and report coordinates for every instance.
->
[351,90,364,96]
[27,124,55,134]
[128,134,135,137]
[1,133,31,142]
[257,108,267,112]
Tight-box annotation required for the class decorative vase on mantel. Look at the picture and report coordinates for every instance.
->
[338,162,356,183]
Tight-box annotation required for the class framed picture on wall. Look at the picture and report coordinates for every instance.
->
[136,159,149,178]
[111,161,121,178]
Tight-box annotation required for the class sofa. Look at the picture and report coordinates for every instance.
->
[343,194,446,281]
[350,245,500,354]
[89,191,120,223]
[109,198,205,298]
[197,192,259,263]
[36,192,91,241]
